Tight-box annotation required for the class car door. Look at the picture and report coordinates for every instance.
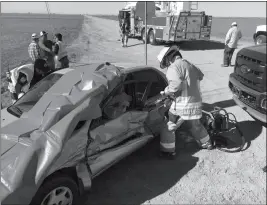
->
[87,81,153,177]
[130,68,168,134]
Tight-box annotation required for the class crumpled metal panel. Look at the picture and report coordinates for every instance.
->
[0,63,124,204]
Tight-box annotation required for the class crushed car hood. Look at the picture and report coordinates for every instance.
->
[0,63,125,204]
[1,108,18,128]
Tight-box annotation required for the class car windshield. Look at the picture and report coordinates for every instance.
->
[7,73,63,117]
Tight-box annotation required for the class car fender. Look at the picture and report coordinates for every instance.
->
[75,162,92,193]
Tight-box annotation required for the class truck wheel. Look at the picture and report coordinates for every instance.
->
[30,175,79,205]
[255,35,266,45]
[149,30,156,45]
[141,29,146,44]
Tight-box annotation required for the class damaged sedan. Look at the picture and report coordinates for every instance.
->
[1,62,168,205]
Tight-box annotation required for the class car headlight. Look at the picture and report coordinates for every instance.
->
[261,98,267,110]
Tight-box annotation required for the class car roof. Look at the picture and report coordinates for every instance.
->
[56,62,163,78]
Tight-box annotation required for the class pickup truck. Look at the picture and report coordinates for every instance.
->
[228,44,266,123]
[253,25,266,45]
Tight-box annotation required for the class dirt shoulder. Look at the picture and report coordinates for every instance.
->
[80,16,266,205]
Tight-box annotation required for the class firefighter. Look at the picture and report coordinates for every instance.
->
[120,18,130,47]
[157,45,213,159]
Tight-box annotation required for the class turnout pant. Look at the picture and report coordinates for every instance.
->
[121,33,129,45]
[160,111,211,153]
[223,45,235,66]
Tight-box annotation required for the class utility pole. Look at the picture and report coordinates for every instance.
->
[144,1,147,65]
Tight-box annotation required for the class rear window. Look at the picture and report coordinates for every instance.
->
[7,73,63,117]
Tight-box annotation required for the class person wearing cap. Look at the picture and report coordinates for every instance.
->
[157,45,213,159]
[222,22,242,67]
[38,31,55,71]
[53,33,69,70]
[28,33,41,63]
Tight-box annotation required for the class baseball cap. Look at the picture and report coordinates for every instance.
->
[31,33,38,39]
[231,22,237,26]
[40,31,48,37]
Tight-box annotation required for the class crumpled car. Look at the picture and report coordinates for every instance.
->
[1,62,169,205]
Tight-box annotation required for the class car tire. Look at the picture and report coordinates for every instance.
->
[30,175,79,205]
[255,35,266,45]
[149,30,156,45]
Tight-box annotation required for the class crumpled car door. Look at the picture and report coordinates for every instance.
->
[88,111,152,176]
[143,94,168,134]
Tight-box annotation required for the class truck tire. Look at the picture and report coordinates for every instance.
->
[255,35,266,45]
[148,30,156,45]
[30,175,79,205]
[141,29,146,44]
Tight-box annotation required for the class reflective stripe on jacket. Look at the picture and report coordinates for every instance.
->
[164,57,204,120]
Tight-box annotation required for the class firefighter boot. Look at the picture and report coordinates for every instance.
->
[159,123,176,160]
[188,119,213,150]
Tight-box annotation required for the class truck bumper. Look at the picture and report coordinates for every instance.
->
[229,74,267,123]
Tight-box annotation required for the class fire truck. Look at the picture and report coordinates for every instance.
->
[118,1,213,45]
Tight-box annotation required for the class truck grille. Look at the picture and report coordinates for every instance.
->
[229,81,266,114]
[235,54,266,92]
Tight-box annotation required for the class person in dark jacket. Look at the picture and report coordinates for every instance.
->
[38,31,55,71]
[30,59,51,88]
[120,18,130,47]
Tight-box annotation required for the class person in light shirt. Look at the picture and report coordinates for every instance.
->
[222,22,242,67]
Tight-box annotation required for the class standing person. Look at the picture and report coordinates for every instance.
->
[157,45,213,159]
[28,33,41,63]
[38,31,55,71]
[120,18,130,47]
[30,59,51,88]
[53,33,69,70]
[222,22,242,67]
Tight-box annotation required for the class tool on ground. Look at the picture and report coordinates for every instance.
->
[156,95,246,153]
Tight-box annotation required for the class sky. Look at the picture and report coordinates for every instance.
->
[1,1,266,17]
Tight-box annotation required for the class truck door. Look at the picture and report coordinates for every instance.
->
[200,15,212,40]
[185,15,202,40]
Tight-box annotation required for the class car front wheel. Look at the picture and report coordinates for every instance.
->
[30,175,79,205]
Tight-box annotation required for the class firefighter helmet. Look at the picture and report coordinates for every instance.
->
[157,45,182,69]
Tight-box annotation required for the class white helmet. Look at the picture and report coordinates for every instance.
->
[157,45,181,69]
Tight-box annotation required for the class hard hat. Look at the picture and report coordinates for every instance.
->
[231,22,237,26]
[31,33,38,39]
[157,45,181,69]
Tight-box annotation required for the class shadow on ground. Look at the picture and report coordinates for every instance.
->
[150,40,225,51]
[80,136,199,205]
[202,100,263,151]
[78,99,263,204]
